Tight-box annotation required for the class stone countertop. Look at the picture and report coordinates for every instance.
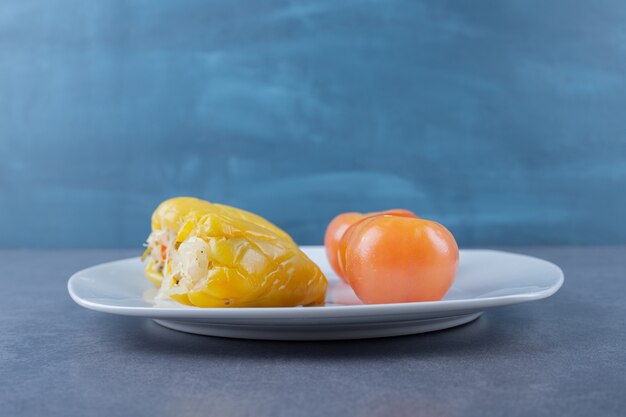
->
[1,247,624,417]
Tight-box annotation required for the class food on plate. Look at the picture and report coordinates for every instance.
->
[324,209,418,281]
[143,197,213,286]
[324,212,364,282]
[158,213,327,307]
[143,196,292,287]
[343,216,458,303]
[143,197,327,308]
[326,211,458,304]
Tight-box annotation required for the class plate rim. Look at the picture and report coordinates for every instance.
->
[67,248,564,319]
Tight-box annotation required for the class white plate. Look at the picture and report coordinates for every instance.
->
[68,246,563,340]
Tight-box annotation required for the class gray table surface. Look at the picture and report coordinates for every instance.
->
[1,247,625,417]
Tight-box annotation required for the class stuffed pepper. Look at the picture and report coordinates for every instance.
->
[155,211,327,308]
[143,197,292,287]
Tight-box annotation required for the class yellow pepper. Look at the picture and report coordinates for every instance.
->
[144,197,293,287]
[161,212,327,308]
[144,197,327,307]
[150,197,291,240]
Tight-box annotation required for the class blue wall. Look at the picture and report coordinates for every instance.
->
[1,0,625,248]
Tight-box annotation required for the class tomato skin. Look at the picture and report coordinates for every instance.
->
[335,210,418,277]
[343,216,458,304]
[325,209,418,282]
[324,212,364,281]
[376,209,416,218]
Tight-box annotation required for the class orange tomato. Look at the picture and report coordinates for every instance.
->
[324,209,418,282]
[324,212,364,281]
[376,209,416,218]
[342,216,458,304]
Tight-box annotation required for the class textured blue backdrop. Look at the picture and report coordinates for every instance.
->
[1,0,625,248]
